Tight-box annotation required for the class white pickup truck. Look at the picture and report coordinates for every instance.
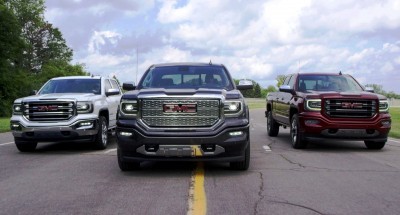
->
[10,76,122,152]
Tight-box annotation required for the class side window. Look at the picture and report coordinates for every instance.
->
[110,80,121,92]
[283,75,292,86]
[288,75,296,89]
[104,79,112,92]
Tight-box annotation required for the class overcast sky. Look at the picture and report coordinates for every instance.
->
[45,0,400,93]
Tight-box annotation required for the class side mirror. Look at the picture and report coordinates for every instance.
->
[30,90,37,95]
[122,82,136,91]
[105,88,120,96]
[279,85,294,93]
[237,80,253,90]
[365,87,374,93]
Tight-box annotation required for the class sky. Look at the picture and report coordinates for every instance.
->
[44,0,400,93]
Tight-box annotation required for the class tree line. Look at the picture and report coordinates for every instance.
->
[0,0,88,116]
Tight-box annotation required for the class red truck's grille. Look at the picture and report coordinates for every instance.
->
[23,101,75,121]
[325,99,376,118]
[141,99,220,127]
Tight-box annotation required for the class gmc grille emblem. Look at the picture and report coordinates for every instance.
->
[37,105,58,112]
[341,102,363,109]
[163,104,197,113]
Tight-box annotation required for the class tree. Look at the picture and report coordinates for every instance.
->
[276,75,286,88]
[6,0,72,74]
[0,3,28,116]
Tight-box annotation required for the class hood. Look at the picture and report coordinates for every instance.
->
[122,88,242,100]
[302,90,387,100]
[14,93,100,103]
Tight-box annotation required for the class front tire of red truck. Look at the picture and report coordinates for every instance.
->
[267,111,279,137]
[364,141,386,150]
[291,114,307,149]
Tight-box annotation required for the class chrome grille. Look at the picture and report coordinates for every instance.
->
[325,99,376,118]
[23,101,75,121]
[141,99,220,127]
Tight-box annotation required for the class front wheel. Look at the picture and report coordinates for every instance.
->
[267,111,279,137]
[15,139,37,152]
[117,147,140,171]
[93,116,108,150]
[230,140,250,171]
[290,114,307,149]
[364,141,386,150]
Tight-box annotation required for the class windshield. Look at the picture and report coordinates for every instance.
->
[298,74,364,92]
[139,65,234,90]
[38,79,101,95]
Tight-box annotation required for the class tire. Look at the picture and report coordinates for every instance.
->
[267,111,279,137]
[230,140,250,171]
[364,141,386,150]
[117,147,140,171]
[15,139,37,152]
[93,116,108,150]
[290,114,307,149]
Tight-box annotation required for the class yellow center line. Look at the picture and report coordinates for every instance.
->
[187,162,207,215]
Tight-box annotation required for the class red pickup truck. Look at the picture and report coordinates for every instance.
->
[266,72,391,149]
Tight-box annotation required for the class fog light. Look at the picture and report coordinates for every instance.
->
[79,121,93,127]
[305,119,319,125]
[229,131,243,136]
[120,131,133,137]
[11,123,21,130]
[382,120,391,127]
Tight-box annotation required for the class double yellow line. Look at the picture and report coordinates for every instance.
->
[187,162,207,215]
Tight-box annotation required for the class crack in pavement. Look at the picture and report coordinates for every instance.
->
[253,171,265,215]
[279,154,306,168]
[267,199,325,215]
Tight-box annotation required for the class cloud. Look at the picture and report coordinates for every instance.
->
[44,0,400,93]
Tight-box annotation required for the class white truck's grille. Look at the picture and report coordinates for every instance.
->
[23,101,75,121]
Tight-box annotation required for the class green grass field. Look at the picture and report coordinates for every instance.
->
[389,107,400,139]
[0,117,10,133]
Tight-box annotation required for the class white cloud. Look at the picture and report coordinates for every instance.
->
[347,48,375,64]
[44,1,400,93]
[88,31,122,53]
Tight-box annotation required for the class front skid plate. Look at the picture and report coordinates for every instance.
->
[136,145,225,157]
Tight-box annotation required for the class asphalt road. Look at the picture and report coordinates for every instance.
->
[1,109,400,215]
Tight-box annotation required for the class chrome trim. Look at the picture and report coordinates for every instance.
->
[136,145,225,157]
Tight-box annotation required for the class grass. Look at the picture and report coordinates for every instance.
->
[245,98,265,109]
[0,117,10,133]
[389,107,400,139]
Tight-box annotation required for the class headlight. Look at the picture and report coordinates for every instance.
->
[77,101,93,113]
[306,99,321,111]
[379,100,389,113]
[13,104,22,115]
[224,101,242,116]
[120,100,138,116]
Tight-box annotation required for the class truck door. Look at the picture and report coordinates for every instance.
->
[274,75,292,124]
[105,79,122,127]
[280,74,297,125]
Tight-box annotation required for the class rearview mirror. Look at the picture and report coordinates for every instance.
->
[122,82,136,91]
[365,87,374,93]
[237,80,253,90]
[279,85,294,93]
[105,88,120,96]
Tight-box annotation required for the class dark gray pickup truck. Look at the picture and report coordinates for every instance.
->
[116,62,253,171]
